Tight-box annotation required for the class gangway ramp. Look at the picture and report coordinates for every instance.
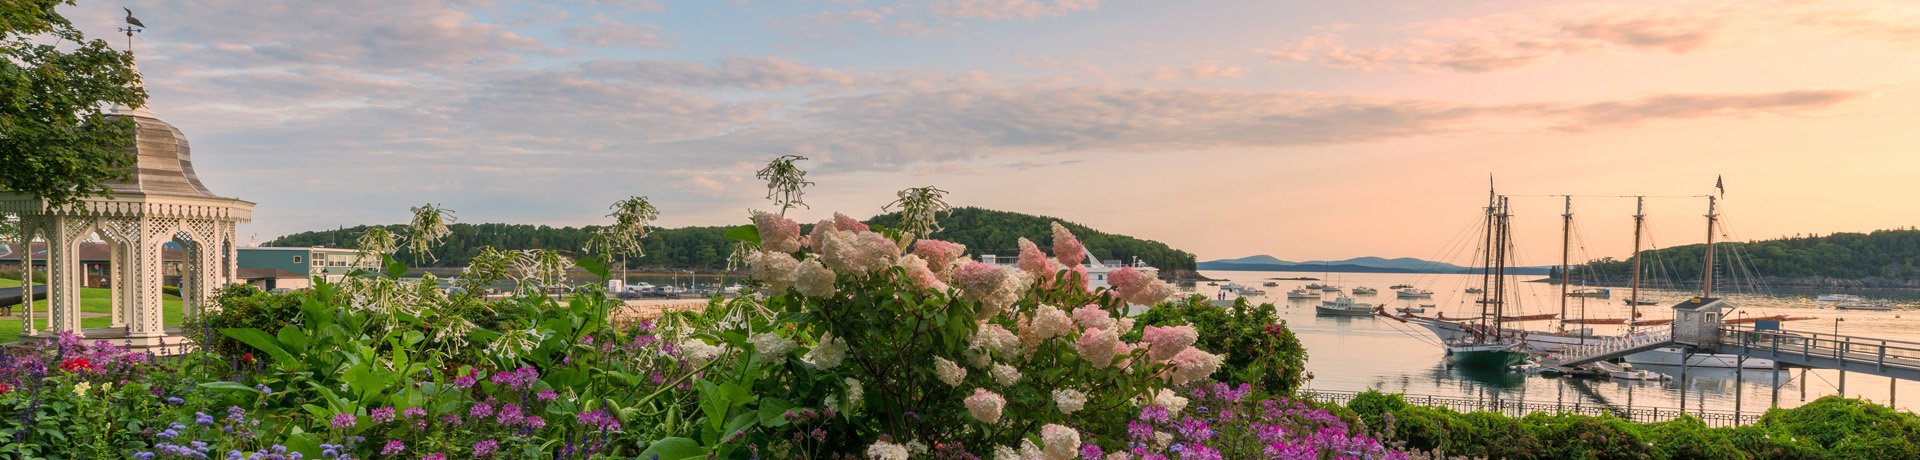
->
[1548,329,1675,367]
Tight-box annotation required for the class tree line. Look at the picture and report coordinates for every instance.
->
[266,207,1199,272]
[1566,229,1920,282]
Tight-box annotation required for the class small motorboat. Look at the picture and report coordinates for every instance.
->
[1395,305,1429,314]
[1396,288,1433,299]
[1262,281,1280,287]
[1316,296,1376,317]
[1609,364,1668,381]
[1389,284,1413,290]
[1286,288,1318,299]
[1352,286,1378,295]
[1464,287,1484,294]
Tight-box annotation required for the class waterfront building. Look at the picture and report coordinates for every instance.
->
[236,247,377,289]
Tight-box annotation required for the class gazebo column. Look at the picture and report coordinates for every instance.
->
[17,225,37,337]
[190,238,220,314]
[43,218,88,336]
[109,238,126,329]
[125,225,169,339]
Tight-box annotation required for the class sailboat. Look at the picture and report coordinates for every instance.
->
[1440,189,1528,369]
[1622,195,1778,369]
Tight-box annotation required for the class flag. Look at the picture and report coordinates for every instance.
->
[1715,175,1725,198]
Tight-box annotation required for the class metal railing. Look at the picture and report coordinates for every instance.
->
[1722,326,1920,376]
[1299,389,1760,427]
[1558,328,1672,365]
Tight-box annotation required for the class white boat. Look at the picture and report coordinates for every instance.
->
[1395,288,1433,298]
[1352,286,1378,295]
[1315,296,1375,316]
[1464,287,1483,294]
[1817,294,1863,303]
[1321,285,1344,293]
[1304,283,1327,290]
[978,251,1157,292]
[1286,288,1318,299]
[1396,304,1429,314]
[1262,281,1280,287]
[1608,363,1669,381]
[1834,302,1894,311]
[1221,283,1266,296]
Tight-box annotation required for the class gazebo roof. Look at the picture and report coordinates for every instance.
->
[100,112,221,199]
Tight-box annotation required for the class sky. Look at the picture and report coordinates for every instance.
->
[69,0,1920,266]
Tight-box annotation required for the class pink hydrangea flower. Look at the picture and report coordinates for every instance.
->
[1165,347,1225,385]
[912,240,967,273]
[820,229,898,275]
[1142,325,1198,362]
[806,219,835,249]
[900,255,948,292]
[1016,238,1052,279]
[964,388,1006,425]
[1071,305,1115,331]
[1076,327,1120,369]
[833,212,870,233]
[972,323,1021,358]
[1050,223,1086,267]
[1126,279,1176,306]
[1018,305,1075,352]
[752,211,802,253]
[1108,267,1148,294]
[1040,424,1082,460]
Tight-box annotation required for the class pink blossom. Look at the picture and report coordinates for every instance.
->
[821,229,898,275]
[1108,267,1149,295]
[954,261,1022,318]
[1142,325,1198,362]
[1076,327,1120,368]
[1017,238,1052,278]
[806,219,835,249]
[1040,424,1082,460]
[752,211,802,253]
[1125,279,1176,306]
[1071,305,1115,331]
[1164,347,1225,385]
[1018,305,1075,352]
[833,212,870,233]
[900,255,948,292]
[912,240,967,273]
[964,388,1006,425]
[1050,223,1086,268]
[972,323,1021,358]
[795,259,836,298]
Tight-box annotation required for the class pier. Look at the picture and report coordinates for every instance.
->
[1299,389,1759,427]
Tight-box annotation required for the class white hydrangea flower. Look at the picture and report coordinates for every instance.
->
[682,340,725,367]
[795,259,837,298]
[1053,389,1086,415]
[844,377,864,410]
[991,363,1022,387]
[804,332,848,369]
[865,440,908,460]
[1040,424,1081,460]
[748,332,796,364]
[935,356,968,387]
[1153,388,1189,416]
[993,445,1020,460]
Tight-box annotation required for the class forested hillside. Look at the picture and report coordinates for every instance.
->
[866,207,1198,273]
[266,207,1198,273]
[1570,229,1920,283]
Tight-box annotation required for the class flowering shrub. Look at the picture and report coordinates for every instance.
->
[723,209,1215,456]
[1106,382,1404,460]
[1134,297,1309,394]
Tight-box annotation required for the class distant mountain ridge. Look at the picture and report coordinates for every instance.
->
[1199,255,1551,275]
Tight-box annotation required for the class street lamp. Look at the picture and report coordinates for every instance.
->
[1833,317,1845,338]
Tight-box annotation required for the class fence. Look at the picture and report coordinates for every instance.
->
[1298,389,1761,427]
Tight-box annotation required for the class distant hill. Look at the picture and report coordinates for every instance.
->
[267,207,1198,275]
[1200,255,1550,275]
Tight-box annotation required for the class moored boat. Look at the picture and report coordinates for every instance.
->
[1315,296,1375,316]
[1390,284,1413,290]
[1286,288,1318,299]
[1395,288,1433,298]
[1352,286,1378,295]
[1444,341,1528,369]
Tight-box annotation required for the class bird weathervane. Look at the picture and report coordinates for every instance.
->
[119,8,145,52]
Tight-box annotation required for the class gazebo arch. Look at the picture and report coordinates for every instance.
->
[0,84,252,354]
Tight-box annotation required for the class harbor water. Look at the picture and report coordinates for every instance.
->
[1196,270,1920,416]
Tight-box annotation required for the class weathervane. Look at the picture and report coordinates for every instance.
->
[119,7,145,53]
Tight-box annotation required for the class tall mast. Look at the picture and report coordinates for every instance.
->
[1630,196,1645,332]
[1479,179,1496,337]
[1494,196,1511,337]
[1704,196,1718,297]
[1559,196,1571,333]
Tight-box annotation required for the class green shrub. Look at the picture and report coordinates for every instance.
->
[191,284,307,358]
[1727,424,1822,460]
[1134,296,1309,393]
[1757,396,1920,451]
[1646,415,1743,460]
[0,269,47,283]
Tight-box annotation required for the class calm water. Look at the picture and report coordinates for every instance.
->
[1193,270,1920,415]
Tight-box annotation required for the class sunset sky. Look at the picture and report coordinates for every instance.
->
[82,0,1920,266]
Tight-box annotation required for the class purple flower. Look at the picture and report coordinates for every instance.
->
[370,406,396,424]
[330,413,355,430]
[453,375,477,388]
[422,454,446,460]
[195,412,215,425]
[576,410,622,431]
[495,404,525,426]
[440,414,463,426]
[1080,443,1104,460]
[379,440,405,456]
[472,440,499,457]
[526,416,546,429]
[536,390,557,402]
[402,407,427,418]
[470,401,495,419]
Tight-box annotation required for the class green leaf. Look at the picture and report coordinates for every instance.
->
[276,326,310,352]
[576,257,610,279]
[384,254,409,279]
[196,381,263,395]
[219,328,296,365]
[637,437,706,460]
[758,398,795,427]
[723,225,761,245]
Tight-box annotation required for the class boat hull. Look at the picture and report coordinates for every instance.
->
[1445,344,1528,369]
[1315,306,1375,317]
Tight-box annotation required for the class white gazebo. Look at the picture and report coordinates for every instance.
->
[0,80,252,353]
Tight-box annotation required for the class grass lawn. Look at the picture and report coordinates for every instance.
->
[0,277,185,341]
